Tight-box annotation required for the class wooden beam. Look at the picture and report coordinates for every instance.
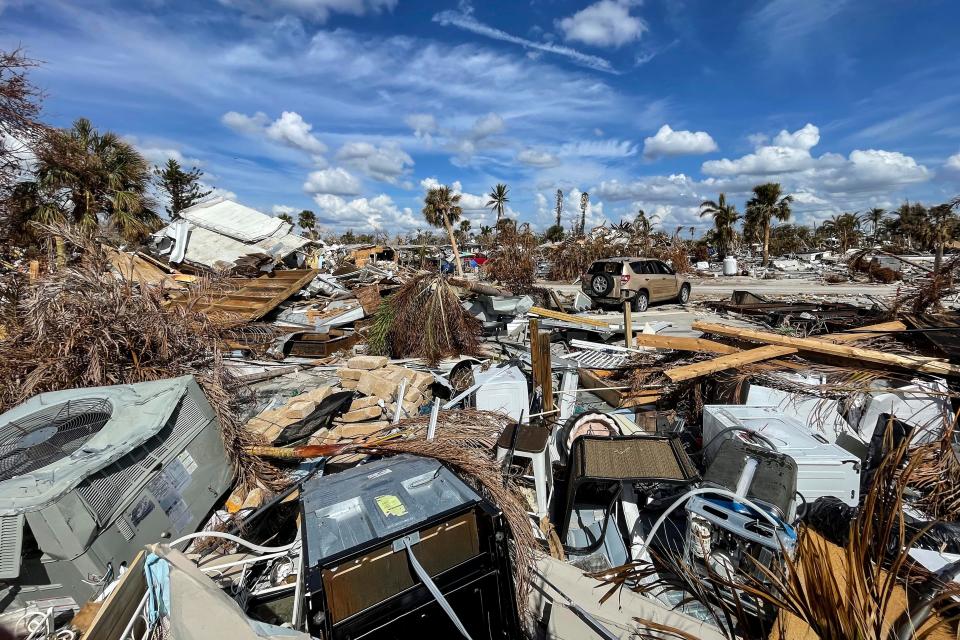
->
[664,320,910,382]
[632,333,741,355]
[666,345,797,382]
[623,301,633,350]
[528,306,610,329]
[691,320,959,377]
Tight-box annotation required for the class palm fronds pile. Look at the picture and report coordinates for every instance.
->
[0,225,284,490]
[367,273,482,365]
[547,235,618,281]
[483,223,538,293]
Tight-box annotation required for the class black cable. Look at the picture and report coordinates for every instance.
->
[224,459,326,537]
[562,484,623,556]
[794,491,808,523]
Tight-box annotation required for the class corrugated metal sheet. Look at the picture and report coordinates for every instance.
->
[179,197,287,242]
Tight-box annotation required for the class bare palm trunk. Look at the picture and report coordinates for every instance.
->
[443,211,464,277]
[935,241,943,275]
[762,222,771,266]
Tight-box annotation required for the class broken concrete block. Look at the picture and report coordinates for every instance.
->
[357,371,398,400]
[411,371,434,391]
[347,355,389,370]
[339,405,383,422]
[383,365,417,382]
[302,385,334,403]
[349,396,380,411]
[340,378,359,390]
[380,368,407,383]
[307,427,330,445]
[338,420,390,439]
[283,400,317,420]
[403,385,424,405]
[336,368,364,381]
[386,400,421,418]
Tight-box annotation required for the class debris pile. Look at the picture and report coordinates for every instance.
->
[6,213,960,640]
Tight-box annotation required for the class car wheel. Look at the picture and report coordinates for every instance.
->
[590,273,613,296]
[677,284,690,304]
[631,290,649,312]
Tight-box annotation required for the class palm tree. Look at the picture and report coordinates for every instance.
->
[423,185,464,276]
[929,201,958,273]
[486,183,509,227]
[298,209,317,238]
[276,212,293,225]
[699,193,740,259]
[895,201,930,250]
[554,189,563,227]
[24,117,158,242]
[745,182,794,266]
[865,207,885,245]
[633,209,652,255]
[822,212,861,253]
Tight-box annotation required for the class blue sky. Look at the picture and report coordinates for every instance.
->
[2,0,959,235]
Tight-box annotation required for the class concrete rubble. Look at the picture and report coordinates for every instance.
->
[4,219,960,640]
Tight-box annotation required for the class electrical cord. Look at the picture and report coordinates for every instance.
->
[701,426,777,461]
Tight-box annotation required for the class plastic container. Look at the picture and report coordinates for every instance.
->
[722,256,737,276]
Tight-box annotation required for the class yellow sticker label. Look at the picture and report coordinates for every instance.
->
[375,494,407,517]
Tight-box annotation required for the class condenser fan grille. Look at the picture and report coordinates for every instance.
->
[0,398,113,481]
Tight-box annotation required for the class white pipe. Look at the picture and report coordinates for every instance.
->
[119,591,150,640]
[735,457,759,498]
[169,531,299,554]
[197,546,301,574]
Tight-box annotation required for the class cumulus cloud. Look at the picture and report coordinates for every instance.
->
[218,0,396,22]
[702,124,823,176]
[418,177,503,225]
[819,149,930,193]
[517,148,561,167]
[272,204,298,216]
[312,193,418,231]
[222,110,327,157]
[124,136,203,168]
[595,174,702,203]
[335,141,413,183]
[303,167,362,196]
[557,0,647,48]
[946,153,960,171]
[405,113,438,142]
[643,125,718,158]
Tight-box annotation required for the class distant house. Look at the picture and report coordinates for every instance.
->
[151,198,312,272]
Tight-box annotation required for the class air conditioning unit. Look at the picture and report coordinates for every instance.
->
[0,376,233,617]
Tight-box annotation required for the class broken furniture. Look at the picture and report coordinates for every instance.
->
[496,423,553,518]
[559,435,699,572]
[279,329,359,358]
[300,454,520,639]
[0,376,232,617]
[167,269,318,322]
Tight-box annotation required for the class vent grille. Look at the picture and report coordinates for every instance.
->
[116,518,135,541]
[0,514,23,579]
[0,399,113,481]
[77,394,207,524]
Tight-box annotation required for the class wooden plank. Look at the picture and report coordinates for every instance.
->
[691,320,960,377]
[169,269,318,322]
[665,320,910,383]
[665,345,798,382]
[632,333,741,354]
[623,301,633,351]
[84,550,146,640]
[528,306,610,328]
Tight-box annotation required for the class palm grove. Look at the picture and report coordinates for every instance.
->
[3,47,958,271]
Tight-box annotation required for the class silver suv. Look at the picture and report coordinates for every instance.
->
[582,257,691,311]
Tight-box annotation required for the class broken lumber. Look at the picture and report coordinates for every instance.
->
[528,306,610,328]
[633,334,740,354]
[666,345,797,382]
[665,320,909,382]
[691,320,959,377]
[448,277,512,297]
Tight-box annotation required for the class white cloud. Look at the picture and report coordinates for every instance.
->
[567,187,608,229]
[470,112,505,140]
[272,204,298,216]
[560,138,638,158]
[312,193,419,231]
[702,124,823,176]
[432,4,614,72]
[557,0,647,48]
[124,136,203,168]
[222,110,327,157]
[643,124,718,158]
[820,149,930,193]
[772,123,820,150]
[946,153,960,171]
[405,113,438,142]
[218,0,397,22]
[595,173,702,204]
[517,148,561,167]
[303,167,362,195]
[335,141,413,183]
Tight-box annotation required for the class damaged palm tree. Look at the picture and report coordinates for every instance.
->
[0,224,284,491]
[484,221,538,293]
[368,272,482,365]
